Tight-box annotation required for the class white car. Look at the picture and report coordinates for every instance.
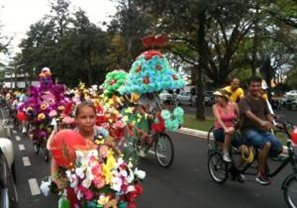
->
[0,138,18,208]
[159,91,174,103]
[285,90,297,98]
[176,91,193,106]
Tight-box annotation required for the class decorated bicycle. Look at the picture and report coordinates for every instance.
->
[118,35,186,167]
[19,67,72,162]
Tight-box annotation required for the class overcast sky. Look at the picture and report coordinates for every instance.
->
[0,0,117,64]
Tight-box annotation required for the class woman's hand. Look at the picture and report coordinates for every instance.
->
[52,176,67,189]
[225,127,235,134]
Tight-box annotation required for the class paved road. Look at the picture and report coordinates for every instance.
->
[11,129,291,208]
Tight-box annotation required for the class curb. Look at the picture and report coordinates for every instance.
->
[177,127,210,139]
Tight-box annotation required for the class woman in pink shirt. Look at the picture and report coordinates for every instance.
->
[212,89,239,162]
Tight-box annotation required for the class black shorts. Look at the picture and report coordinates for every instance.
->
[213,128,243,148]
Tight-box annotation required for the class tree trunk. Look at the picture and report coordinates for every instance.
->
[251,8,259,76]
[195,10,207,121]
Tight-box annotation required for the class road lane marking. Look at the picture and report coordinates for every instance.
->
[28,178,41,196]
[18,144,25,150]
[12,130,17,134]
[22,156,31,166]
[15,135,21,141]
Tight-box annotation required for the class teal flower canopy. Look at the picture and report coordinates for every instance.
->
[119,50,186,95]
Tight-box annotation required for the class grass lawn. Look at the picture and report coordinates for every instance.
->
[183,114,214,132]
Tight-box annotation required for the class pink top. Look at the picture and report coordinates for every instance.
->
[214,102,236,129]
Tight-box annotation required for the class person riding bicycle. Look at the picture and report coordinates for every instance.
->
[224,77,244,103]
[135,92,162,157]
[239,76,283,185]
[212,89,238,162]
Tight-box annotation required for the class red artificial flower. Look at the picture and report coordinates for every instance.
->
[143,50,162,60]
[151,112,165,133]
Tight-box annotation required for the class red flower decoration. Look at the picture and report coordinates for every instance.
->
[109,79,116,85]
[144,50,162,60]
[172,74,178,80]
[142,77,150,84]
[142,35,168,48]
[135,66,142,73]
[155,64,162,71]
[151,112,165,133]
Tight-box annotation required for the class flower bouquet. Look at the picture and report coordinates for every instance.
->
[64,143,145,208]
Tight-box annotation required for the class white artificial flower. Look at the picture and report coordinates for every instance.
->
[76,190,83,200]
[115,157,124,169]
[110,176,122,192]
[119,170,128,177]
[75,167,85,179]
[126,170,134,183]
[81,177,92,189]
[134,168,146,180]
[126,185,136,193]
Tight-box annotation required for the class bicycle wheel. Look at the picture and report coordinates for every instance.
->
[154,133,174,168]
[283,174,297,208]
[208,151,228,184]
[207,126,217,152]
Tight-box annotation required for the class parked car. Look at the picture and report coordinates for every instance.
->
[281,96,297,110]
[159,90,174,104]
[284,90,297,98]
[176,91,193,106]
[0,138,18,208]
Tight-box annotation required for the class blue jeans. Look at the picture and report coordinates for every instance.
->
[243,129,282,152]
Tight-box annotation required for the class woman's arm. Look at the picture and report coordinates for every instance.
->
[50,159,66,189]
[46,128,57,150]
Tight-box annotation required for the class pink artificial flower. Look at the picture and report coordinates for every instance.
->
[84,189,94,200]
[49,110,57,117]
[101,122,110,130]
[113,120,125,129]
[91,164,103,176]
[93,174,106,189]
[62,116,75,124]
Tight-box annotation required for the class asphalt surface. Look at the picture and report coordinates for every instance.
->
[1,106,296,208]
[11,129,292,208]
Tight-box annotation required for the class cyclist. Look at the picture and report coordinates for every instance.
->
[212,89,238,162]
[224,77,244,103]
[239,76,283,185]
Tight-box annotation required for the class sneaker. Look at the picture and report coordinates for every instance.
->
[255,172,270,185]
[22,127,27,134]
[237,174,246,183]
[223,153,231,162]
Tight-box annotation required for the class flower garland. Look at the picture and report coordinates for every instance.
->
[160,107,184,131]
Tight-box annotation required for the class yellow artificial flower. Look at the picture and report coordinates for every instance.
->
[98,195,110,206]
[40,103,47,110]
[37,113,46,120]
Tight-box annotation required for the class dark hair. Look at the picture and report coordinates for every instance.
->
[248,76,262,85]
[74,101,96,118]
[231,77,240,83]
